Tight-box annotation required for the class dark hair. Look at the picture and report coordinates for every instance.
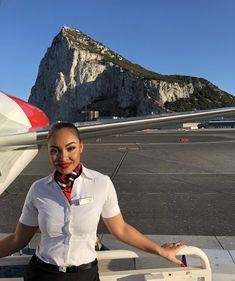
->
[47,121,81,142]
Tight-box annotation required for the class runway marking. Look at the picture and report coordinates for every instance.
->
[116,172,235,175]
[20,173,53,176]
[20,172,235,176]
[84,140,235,146]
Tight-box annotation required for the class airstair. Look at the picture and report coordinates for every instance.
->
[1,246,234,281]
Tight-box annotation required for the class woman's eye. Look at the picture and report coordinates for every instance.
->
[67,146,76,152]
[49,148,58,154]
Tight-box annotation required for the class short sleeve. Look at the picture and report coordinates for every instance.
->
[19,183,39,226]
[101,176,120,218]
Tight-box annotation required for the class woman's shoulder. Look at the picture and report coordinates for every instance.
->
[30,173,54,189]
[82,165,109,181]
[25,174,54,200]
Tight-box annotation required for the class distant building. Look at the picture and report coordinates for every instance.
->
[81,110,99,121]
[162,122,199,130]
[183,122,199,130]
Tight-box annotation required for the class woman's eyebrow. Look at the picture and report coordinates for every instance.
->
[65,142,76,147]
[49,142,76,148]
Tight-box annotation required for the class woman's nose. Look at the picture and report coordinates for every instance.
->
[58,150,68,160]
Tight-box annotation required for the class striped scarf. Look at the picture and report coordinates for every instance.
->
[54,164,82,203]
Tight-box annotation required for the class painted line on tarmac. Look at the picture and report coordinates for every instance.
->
[116,172,235,175]
[21,172,235,176]
[85,140,235,146]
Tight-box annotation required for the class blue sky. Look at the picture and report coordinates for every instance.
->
[0,0,234,101]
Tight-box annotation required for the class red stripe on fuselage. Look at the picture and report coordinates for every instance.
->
[6,94,49,128]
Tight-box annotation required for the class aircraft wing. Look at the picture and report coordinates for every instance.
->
[1,89,235,195]
[2,104,235,147]
[75,107,235,139]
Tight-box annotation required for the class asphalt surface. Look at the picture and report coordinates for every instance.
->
[0,129,235,235]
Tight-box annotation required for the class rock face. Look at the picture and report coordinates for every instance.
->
[29,26,235,122]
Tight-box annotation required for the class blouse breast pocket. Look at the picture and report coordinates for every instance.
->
[71,199,102,234]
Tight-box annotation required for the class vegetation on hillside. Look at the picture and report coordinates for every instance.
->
[60,27,235,112]
[62,27,195,84]
[165,89,235,111]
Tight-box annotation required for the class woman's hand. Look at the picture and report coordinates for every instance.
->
[159,242,187,266]
[103,213,188,267]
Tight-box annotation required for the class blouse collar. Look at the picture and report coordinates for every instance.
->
[45,164,94,184]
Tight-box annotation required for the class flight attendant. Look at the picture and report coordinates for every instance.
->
[0,122,186,281]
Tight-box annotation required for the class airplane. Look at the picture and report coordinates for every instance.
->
[1,89,235,281]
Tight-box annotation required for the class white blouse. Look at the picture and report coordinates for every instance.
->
[19,165,120,266]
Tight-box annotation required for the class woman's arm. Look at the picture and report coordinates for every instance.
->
[103,213,186,266]
[0,222,38,258]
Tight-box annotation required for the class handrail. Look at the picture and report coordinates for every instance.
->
[177,246,211,270]
[0,246,211,267]
[0,247,213,281]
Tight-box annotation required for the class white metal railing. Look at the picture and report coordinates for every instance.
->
[99,246,212,281]
[0,246,212,281]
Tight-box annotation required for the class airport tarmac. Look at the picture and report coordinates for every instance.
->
[0,128,234,236]
[0,128,235,278]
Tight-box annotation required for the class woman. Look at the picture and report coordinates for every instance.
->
[0,122,186,281]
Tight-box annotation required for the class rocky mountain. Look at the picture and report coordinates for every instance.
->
[29,26,235,122]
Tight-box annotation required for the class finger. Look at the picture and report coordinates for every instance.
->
[172,241,184,247]
[166,245,187,264]
[174,244,188,253]
[161,243,171,248]
[177,244,187,249]
[174,244,188,266]
[176,259,185,267]
[170,256,186,267]
[162,242,178,248]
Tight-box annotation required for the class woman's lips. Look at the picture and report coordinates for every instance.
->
[57,163,72,169]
